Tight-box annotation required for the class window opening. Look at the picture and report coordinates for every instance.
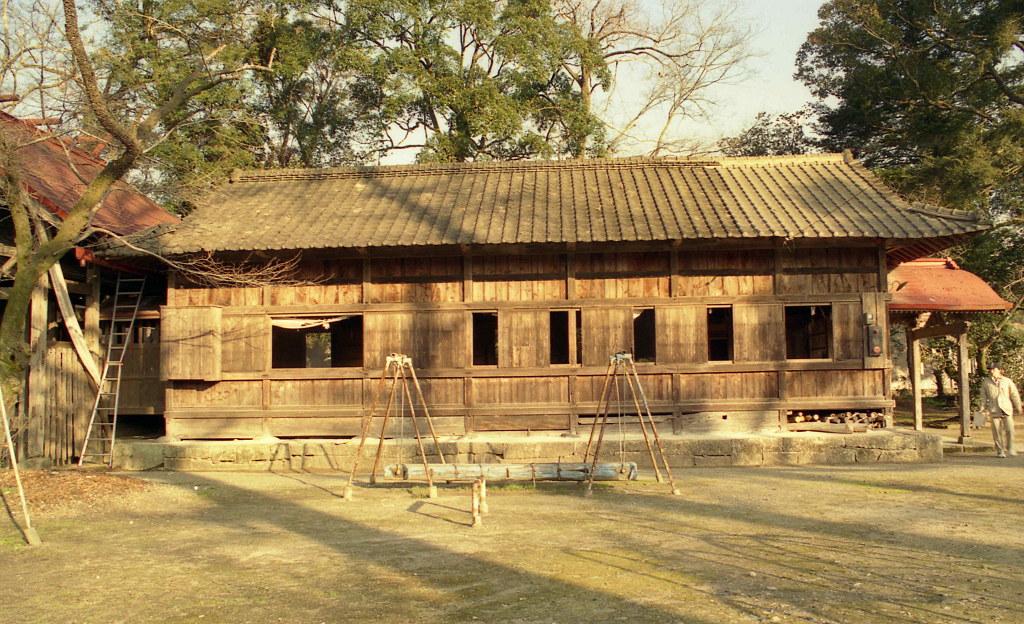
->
[550,310,570,365]
[271,315,363,369]
[633,308,656,362]
[104,319,159,346]
[707,307,733,361]
[472,312,498,366]
[785,305,832,360]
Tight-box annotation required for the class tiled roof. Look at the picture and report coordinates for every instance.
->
[1,112,178,235]
[121,154,988,256]
[889,258,1012,313]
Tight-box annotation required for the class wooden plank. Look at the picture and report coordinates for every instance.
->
[362,258,371,304]
[48,264,102,386]
[84,265,101,361]
[473,414,570,431]
[211,291,873,316]
[567,253,576,299]
[908,321,966,341]
[389,462,634,481]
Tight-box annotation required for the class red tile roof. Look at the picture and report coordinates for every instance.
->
[1,112,178,235]
[889,258,1012,312]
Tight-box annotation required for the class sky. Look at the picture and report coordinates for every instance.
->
[378,0,830,163]
[703,0,827,138]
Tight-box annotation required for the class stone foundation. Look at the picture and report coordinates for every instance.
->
[111,429,943,472]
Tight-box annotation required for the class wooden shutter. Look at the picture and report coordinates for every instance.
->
[655,304,707,364]
[498,309,550,368]
[733,304,784,362]
[160,306,222,381]
[221,314,269,373]
[831,302,864,361]
[364,311,467,369]
[581,307,632,366]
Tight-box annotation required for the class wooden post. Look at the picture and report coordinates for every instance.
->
[471,477,482,527]
[463,253,472,302]
[669,250,679,297]
[566,252,576,300]
[84,265,100,360]
[957,327,971,443]
[27,274,48,458]
[362,258,371,304]
[773,241,784,295]
[909,329,922,431]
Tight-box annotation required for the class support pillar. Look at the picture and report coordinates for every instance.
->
[908,329,922,431]
[957,327,971,443]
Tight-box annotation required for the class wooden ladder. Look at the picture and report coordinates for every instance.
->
[78,274,146,467]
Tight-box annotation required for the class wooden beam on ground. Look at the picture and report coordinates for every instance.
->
[48,264,101,387]
[385,462,637,482]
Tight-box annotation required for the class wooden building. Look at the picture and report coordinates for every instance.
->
[0,112,177,463]
[115,154,990,440]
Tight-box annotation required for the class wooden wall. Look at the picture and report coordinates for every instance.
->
[161,243,893,439]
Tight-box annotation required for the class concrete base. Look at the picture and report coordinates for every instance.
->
[111,429,943,472]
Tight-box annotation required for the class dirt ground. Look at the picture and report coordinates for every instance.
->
[3,431,1024,624]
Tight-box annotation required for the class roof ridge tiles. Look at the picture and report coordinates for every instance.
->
[227,154,853,184]
[907,202,988,223]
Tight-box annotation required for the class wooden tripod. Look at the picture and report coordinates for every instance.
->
[583,352,681,497]
[343,354,446,501]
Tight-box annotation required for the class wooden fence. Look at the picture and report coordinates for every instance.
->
[34,343,93,464]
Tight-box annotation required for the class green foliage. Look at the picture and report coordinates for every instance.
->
[795,1,1024,399]
[343,0,594,162]
[795,0,1024,212]
[720,110,817,156]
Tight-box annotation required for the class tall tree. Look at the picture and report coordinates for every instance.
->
[795,0,1024,398]
[343,0,586,163]
[0,0,270,390]
[719,110,816,157]
[554,0,754,157]
[795,0,1024,213]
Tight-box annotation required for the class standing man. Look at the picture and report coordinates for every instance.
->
[980,363,1021,458]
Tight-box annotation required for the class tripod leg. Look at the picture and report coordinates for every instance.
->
[628,360,681,496]
[401,366,437,498]
[343,368,391,500]
[407,362,446,465]
[370,367,402,484]
[584,361,615,462]
[586,362,618,496]
[624,362,663,483]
